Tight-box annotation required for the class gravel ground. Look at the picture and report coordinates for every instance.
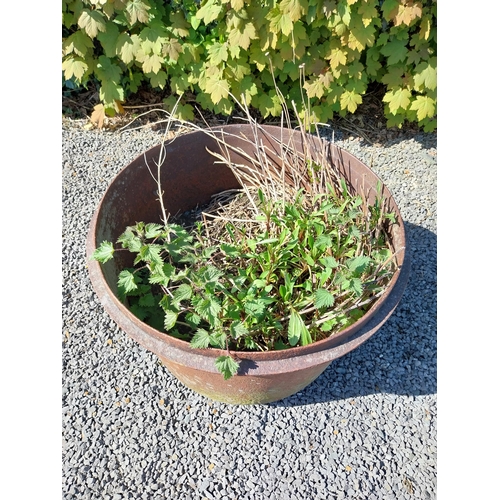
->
[62,118,437,500]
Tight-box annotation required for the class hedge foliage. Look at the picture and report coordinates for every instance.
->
[62,0,437,131]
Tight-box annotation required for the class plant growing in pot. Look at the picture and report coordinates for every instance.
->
[87,95,410,404]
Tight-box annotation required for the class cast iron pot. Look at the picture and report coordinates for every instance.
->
[86,124,410,405]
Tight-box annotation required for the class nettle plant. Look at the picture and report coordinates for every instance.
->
[92,96,400,379]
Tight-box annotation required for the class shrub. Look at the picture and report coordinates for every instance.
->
[62,0,437,131]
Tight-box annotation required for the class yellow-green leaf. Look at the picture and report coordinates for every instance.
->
[303,78,325,99]
[327,47,347,70]
[63,31,93,57]
[126,0,151,25]
[62,56,88,81]
[382,88,412,114]
[280,0,308,22]
[410,95,436,121]
[206,77,230,104]
[394,1,423,27]
[230,0,244,11]
[208,42,229,65]
[162,39,182,62]
[413,59,437,91]
[267,7,293,36]
[196,0,223,24]
[78,9,106,38]
[340,90,363,113]
[228,21,257,51]
[117,33,138,64]
[142,53,163,74]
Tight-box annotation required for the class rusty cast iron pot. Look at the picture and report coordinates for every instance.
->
[86,124,410,405]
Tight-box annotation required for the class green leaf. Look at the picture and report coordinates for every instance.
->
[91,241,114,263]
[117,228,142,252]
[149,70,167,89]
[343,277,363,297]
[288,309,311,347]
[380,38,408,65]
[230,321,249,339]
[244,298,266,320]
[381,0,399,21]
[256,91,282,118]
[144,223,163,239]
[173,284,193,303]
[138,292,155,307]
[381,65,405,89]
[215,355,240,380]
[194,296,221,325]
[185,312,202,327]
[209,330,227,349]
[139,244,163,265]
[190,328,211,349]
[96,22,120,57]
[314,288,335,309]
[221,243,240,257]
[346,255,371,275]
[319,256,338,269]
[164,310,178,331]
[117,269,138,293]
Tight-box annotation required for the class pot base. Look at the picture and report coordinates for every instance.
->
[160,356,332,405]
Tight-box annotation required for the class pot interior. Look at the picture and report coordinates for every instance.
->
[91,124,405,309]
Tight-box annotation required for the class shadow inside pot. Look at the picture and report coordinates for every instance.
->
[268,221,436,406]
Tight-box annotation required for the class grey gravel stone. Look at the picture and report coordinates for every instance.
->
[62,118,436,499]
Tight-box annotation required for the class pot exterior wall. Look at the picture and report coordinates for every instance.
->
[161,357,332,405]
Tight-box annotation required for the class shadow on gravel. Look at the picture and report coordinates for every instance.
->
[270,221,437,407]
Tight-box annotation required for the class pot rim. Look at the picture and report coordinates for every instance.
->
[86,124,409,373]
